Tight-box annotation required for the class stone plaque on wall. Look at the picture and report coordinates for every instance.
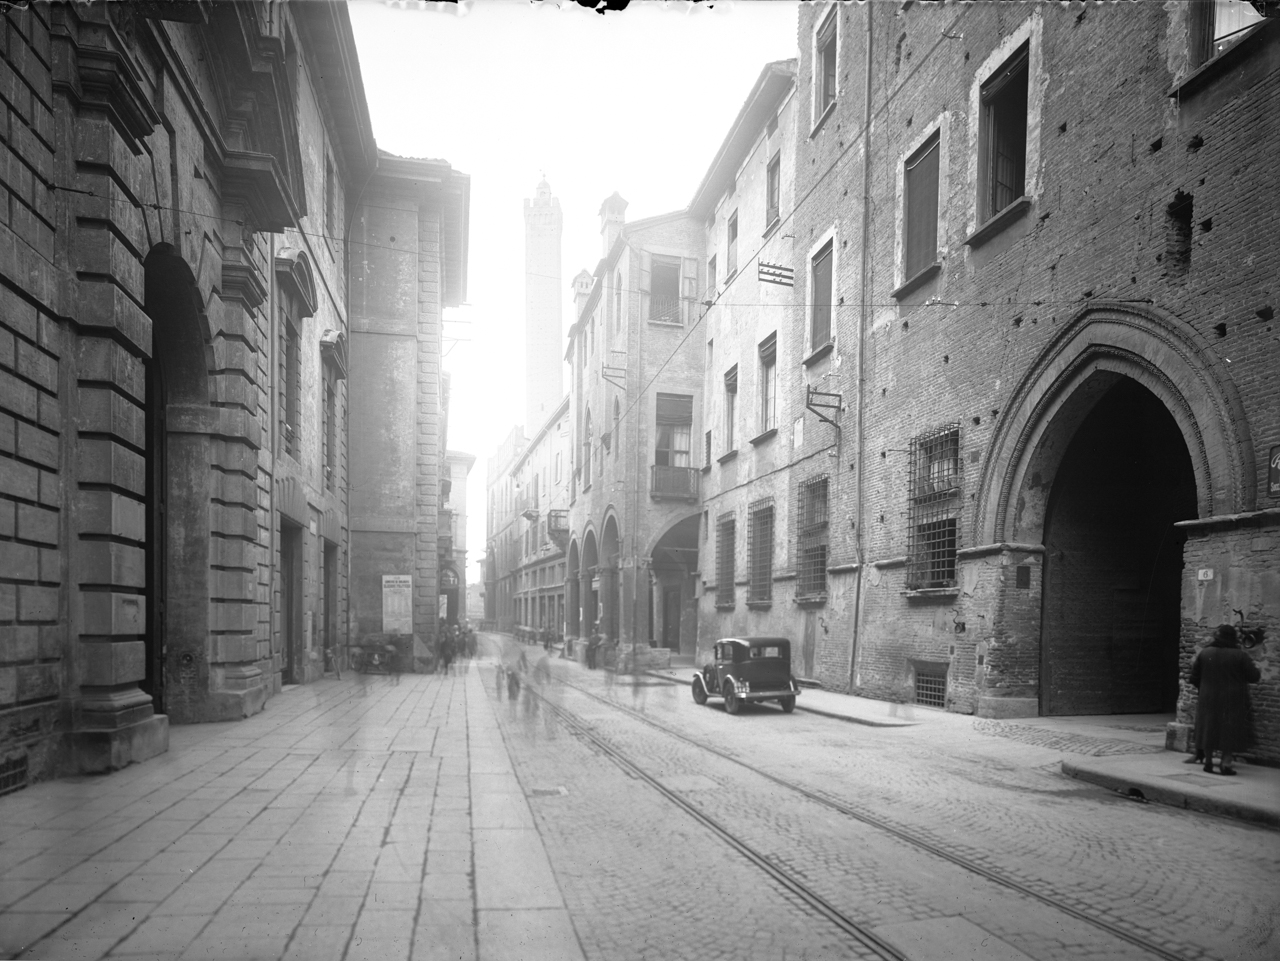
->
[382,575,413,635]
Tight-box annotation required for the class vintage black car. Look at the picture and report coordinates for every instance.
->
[692,637,800,714]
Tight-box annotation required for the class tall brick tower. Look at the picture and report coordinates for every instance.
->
[523,178,563,429]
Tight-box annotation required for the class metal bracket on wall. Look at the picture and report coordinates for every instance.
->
[602,365,628,389]
[806,386,843,434]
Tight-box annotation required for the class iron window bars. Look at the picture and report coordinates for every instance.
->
[906,424,961,590]
[796,475,829,598]
[716,515,736,608]
[748,500,774,604]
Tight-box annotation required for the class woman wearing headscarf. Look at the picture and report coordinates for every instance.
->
[1189,623,1262,775]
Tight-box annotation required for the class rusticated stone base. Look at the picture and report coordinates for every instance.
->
[64,714,169,775]
[975,696,1040,719]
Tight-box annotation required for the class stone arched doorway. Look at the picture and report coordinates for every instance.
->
[143,244,212,719]
[1040,377,1196,714]
[975,303,1252,719]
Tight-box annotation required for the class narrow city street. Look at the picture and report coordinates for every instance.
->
[1,634,1275,961]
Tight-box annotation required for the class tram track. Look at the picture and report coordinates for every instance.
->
[539,674,1197,961]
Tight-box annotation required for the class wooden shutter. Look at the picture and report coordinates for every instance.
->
[904,134,940,278]
[639,251,651,325]
[682,256,698,325]
[811,242,833,348]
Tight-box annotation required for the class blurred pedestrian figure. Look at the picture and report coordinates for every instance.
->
[439,629,455,676]
[495,662,506,699]
[1190,623,1261,775]
[586,634,599,670]
[506,662,522,702]
[887,668,915,721]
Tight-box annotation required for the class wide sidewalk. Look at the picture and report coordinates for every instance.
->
[642,661,1280,829]
[0,664,583,961]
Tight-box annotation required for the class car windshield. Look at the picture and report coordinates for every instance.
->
[750,645,784,659]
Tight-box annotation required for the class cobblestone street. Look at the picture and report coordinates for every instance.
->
[1,638,1276,961]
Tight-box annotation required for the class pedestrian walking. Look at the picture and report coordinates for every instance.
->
[1190,623,1261,775]
[439,630,455,676]
[586,634,599,670]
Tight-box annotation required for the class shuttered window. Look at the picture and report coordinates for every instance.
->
[716,515,736,608]
[810,240,833,349]
[724,365,738,450]
[904,133,940,279]
[655,394,693,469]
[759,333,777,433]
[727,212,739,277]
[817,10,837,116]
[980,45,1028,222]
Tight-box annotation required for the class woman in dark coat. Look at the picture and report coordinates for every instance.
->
[1190,624,1261,775]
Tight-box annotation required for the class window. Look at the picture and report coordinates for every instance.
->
[904,133,940,279]
[979,45,1028,222]
[650,256,681,323]
[582,409,592,489]
[906,425,961,590]
[322,369,336,491]
[716,515,736,608]
[614,271,623,330]
[706,255,717,300]
[723,365,738,451]
[727,212,738,278]
[816,8,838,119]
[810,240,833,350]
[654,394,692,468]
[766,154,781,229]
[796,475,829,598]
[279,298,301,459]
[748,500,774,604]
[613,399,621,458]
[758,334,777,433]
[1192,0,1266,67]
[704,430,713,468]
[555,452,562,483]
[324,155,336,248]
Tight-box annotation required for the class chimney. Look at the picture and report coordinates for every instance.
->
[572,269,594,317]
[599,192,628,257]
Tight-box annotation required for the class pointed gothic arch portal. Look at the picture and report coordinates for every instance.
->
[1039,377,1196,715]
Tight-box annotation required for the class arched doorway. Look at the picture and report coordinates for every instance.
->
[600,516,621,642]
[143,245,212,717]
[650,515,699,654]
[1041,378,1196,714]
[581,531,599,637]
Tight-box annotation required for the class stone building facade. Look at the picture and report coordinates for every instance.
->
[564,199,705,666]
[348,153,470,671]
[0,2,468,784]
[484,426,527,632]
[781,1,1277,757]
[510,397,571,641]
[441,448,476,625]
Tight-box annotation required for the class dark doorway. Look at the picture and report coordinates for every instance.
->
[662,587,681,651]
[1041,379,1196,715]
[280,521,304,684]
[322,543,337,669]
[143,359,167,713]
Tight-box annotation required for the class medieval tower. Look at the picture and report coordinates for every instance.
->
[523,179,563,429]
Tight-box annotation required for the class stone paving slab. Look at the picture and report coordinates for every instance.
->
[0,665,583,961]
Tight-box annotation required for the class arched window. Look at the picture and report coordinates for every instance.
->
[614,271,622,330]
[613,399,621,458]
[583,408,593,489]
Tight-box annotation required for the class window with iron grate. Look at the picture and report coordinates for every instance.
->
[748,500,774,604]
[716,514,736,608]
[796,475,829,598]
[906,425,961,590]
[915,666,948,708]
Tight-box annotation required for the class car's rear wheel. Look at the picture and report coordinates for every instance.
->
[779,695,796,714]
[692,676,708,705]
[724,686,741,715]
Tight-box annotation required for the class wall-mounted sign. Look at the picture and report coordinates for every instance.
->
[1269,445,1280,497]
[1197,569,1214,581]
[382,575,413,635]
[758,262,795,287]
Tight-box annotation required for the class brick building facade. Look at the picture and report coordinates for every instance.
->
[780,1,1277,757]
[0,2,468,784]
[564,198,705,666]
[509,397,570,642]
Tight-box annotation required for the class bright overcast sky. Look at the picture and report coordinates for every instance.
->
[348,0,801,586]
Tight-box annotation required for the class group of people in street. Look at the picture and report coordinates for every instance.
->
[434,620,476,676]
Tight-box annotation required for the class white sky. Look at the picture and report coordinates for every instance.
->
[348,0,801,587]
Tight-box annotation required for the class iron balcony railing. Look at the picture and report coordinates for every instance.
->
[650,465,699,502]
[648,296,681,324]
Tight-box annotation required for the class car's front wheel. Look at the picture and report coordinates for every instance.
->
[692,676,708,705]
[779,695,796,714]
[724,686,741,715]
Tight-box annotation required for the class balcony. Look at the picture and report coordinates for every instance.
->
[648,296,681,325]
[650,465,700,503]
[548,509,570,550]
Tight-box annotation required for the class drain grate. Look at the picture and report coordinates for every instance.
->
[0,754,29,797]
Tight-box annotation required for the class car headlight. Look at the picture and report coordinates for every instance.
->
[741,680,750,693]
